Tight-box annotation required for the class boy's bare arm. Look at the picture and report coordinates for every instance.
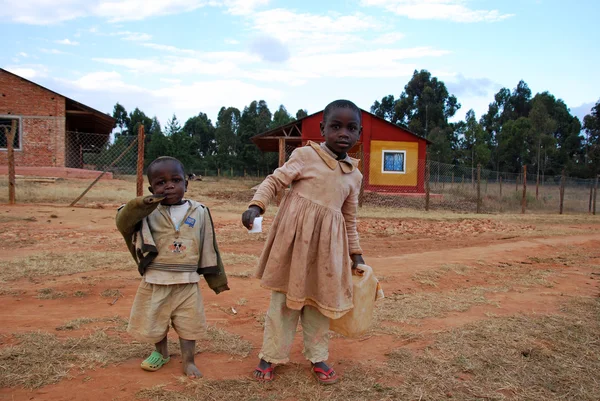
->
[115,194,165,237]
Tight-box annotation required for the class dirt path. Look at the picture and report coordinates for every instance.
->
[1,204,599,400]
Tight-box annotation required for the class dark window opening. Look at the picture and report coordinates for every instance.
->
[0,117,21,149]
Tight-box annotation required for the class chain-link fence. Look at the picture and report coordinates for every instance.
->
[67,132,139,177]
[280,143,599,215]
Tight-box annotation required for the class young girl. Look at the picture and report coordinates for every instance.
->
[242,100,365,385]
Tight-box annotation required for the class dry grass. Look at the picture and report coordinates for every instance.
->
[0,331,150,389]
[36,288,66,299]
[375,287,502,323]
[0,286,24,296]
[55,316,128,332]
[0,251,135,282]
[100,288,123,298]
[221,253,259,266]
[198,326,252,357]
[228,269,254,278]
[383,297,600,400]
[135,297,600,400]
[136,363,400,401]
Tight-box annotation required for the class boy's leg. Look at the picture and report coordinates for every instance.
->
[255,291,301,380]
[301,305,337,383]
[155,336,168,358]
[170,283,206,378]
[180,338,202,379]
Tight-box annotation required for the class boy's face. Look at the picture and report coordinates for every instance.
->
[147,161,187,205]
[320,107,362,155]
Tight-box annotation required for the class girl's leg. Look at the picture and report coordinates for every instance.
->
[301,306,337,383]
[255,291,300,380]
[180,338,202,379]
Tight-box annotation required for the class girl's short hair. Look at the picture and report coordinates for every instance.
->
[323,100,362,124]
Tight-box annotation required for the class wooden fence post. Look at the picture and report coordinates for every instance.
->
[521,165,527,214]
[589,183,594,213]
[535,170,540,201]
[559,169,566,215]
[136,125,145,196]
[476,164,482,213]
[451,171,454,188]
[425,159,431,211]
[5,120,17,204]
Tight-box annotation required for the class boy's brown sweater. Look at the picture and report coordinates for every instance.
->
[115,196,229,294]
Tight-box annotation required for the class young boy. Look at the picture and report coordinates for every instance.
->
[116,156,229,378]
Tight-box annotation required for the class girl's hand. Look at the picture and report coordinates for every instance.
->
[242,206,262,229]
[351,254,365,269]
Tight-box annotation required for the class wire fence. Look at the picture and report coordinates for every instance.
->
[1,123,599,214]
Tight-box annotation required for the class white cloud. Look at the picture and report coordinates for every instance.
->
[55,39,79,45]
[4,64,49,79]
[361,0,514,22]
[224,0,270,15]
[117,31,152,41]
[225,39,240,45]
[18,52,29,58]
[64,71,147,93]
[40,48,66,55]
[0,0,268,25]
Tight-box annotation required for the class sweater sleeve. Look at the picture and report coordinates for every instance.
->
[249,147,305,213]
[341,176,363,255]
[115,196,161,258]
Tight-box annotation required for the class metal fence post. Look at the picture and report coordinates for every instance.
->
[521,165,527,214]
[136,125,145,197]
[476,164,482,213]
[5,120,17,204]
[594,175,599,216]
[425,159,431,211]
[559,169,565,215]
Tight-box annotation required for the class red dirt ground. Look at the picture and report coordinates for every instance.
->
[0,203,599,400]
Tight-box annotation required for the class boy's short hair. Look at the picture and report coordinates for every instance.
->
[323,100,362,124]
[147,156,186,180]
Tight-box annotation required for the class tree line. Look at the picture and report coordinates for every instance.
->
[108,69,600,179]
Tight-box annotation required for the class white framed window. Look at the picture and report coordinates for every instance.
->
[382,150,406,174]
[0,115,22,150]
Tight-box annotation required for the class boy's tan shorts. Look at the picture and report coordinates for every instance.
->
[127,280,206,344]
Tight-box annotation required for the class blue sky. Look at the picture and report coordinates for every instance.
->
[1,0,599,130]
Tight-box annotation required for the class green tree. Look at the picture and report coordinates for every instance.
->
[370,95,397,123]
[145,117,169,166]
[462,110,491,172]
[213,107,241,171]
[271,105,294,129]
[529,98,557,191]
[239,100,273,172]
[112,102,130,137]
[296,109,308,119]
[583,99,600,176]
[127,108,152,138]
[183,113,216,158]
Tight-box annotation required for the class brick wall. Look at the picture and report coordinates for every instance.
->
[0,70,66,167]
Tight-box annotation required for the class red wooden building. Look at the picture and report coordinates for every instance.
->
[252,109,431,193]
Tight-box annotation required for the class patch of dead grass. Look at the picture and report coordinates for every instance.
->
[228,269,254,278]
[0,331,150,389]
[36,288,66,299]
[100,288,123,298]
[137,363,400,401]
[222,253,259,266]
[0,286,24,296]
[375,287,502,323]
[198,326,252,358]
[383,296,600,400]
[0,251,134,282]
[55,316,128,332]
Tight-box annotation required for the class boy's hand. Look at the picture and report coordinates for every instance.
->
[242,206,262,229]
[143,194,166,204]
[351,254,365,270]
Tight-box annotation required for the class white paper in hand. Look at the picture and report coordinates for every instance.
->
[248,216,263,233]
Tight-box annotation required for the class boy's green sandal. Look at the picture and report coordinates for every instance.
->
[141,351,170,372]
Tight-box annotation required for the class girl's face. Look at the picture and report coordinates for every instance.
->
[320,107,362,155]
